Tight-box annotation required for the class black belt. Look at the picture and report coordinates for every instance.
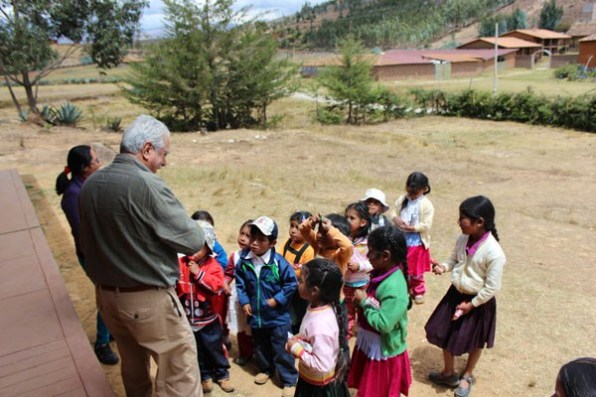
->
[98,284,159,293]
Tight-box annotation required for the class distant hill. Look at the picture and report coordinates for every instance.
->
[269,0,593,50]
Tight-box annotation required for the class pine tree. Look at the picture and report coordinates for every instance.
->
[123,0,296,131]
[539,0,563,31]
[317,35,374,124]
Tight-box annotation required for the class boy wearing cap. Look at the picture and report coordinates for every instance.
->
[177,220,234,394]
[361,188,391,231]
[235,216,299,397]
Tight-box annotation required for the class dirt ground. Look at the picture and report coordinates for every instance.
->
[0,115,594,397]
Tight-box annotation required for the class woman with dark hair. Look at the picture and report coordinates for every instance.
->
[553,357,596,397]
[56,145,118,365]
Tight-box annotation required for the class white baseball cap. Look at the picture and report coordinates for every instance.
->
[360,188,389,212]
[250,216,278,239]
[196,220,216,251]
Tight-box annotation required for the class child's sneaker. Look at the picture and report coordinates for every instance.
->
[414,295,425,304]
[94,343,119,365]
[217,378,234,393]
[282,385,296,397]
[201,379,214,393]
[254,372,270,385]
[233,356,250,366]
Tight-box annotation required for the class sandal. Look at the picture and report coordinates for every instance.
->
[454,374,475,397]
[428,371,460,387]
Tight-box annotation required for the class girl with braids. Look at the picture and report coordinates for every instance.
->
[286,258,350,397]
[344,201,373,339]
[56,145,118,365]
[425,196,506,397]
[347,226,412,397]
[390,171,434,304]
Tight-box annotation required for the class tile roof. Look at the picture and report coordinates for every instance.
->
[376,49,517,66]
[503,29,571,40]
[579,34,596,42]
[566,22,596,37]
[463,37,543,48]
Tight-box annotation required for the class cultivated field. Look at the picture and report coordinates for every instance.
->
[0,104,594,396]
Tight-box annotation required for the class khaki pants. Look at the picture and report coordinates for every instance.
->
[96,286,202,397]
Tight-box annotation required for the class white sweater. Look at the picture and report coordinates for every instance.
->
[441,233,506,307]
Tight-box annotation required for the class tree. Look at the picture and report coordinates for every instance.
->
[123,0,297,131]
[0,0,146,119]
[317,35,374,124]
[539,0,563,30]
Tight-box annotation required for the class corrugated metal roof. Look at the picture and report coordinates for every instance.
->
[503,29,571,40]
[421,53,480,63]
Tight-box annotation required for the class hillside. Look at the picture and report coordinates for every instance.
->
[270,0,590,50]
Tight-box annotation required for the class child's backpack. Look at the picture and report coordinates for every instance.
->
[282,239,310,264]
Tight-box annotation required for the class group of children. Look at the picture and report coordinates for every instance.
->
[175,172,507,397]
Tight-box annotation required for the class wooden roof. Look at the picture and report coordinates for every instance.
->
[0,169,114,397]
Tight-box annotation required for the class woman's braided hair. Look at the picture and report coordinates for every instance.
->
[303,258,350,382]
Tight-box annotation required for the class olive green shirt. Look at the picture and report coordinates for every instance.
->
[80,154,204,288]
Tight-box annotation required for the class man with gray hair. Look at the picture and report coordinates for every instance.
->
[80,115,205,397]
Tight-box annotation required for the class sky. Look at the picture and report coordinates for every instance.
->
[140,0,328,37]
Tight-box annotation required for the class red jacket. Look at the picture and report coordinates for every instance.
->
[177,256,224,329]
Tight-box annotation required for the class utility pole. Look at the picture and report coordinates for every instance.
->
[493,23,498,97]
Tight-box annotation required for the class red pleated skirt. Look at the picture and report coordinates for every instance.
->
[347,348,412,396]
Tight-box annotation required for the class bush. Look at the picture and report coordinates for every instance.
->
[315,106,344,125]
[105,117,123,132]
[47,102,84,126]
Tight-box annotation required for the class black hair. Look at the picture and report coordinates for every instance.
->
[558,357,596,397]
[325,213,351,237]
[401,171,431,211]
[290,210,312,224]
[55,145,93,195]
[367,225,412,309]
[191,210,214,226]
[345,201,371,239]
[302,258,350,383]
[239,219,253,231]
[459,195,500,241]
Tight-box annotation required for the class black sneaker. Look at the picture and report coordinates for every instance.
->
[95,343,119,365]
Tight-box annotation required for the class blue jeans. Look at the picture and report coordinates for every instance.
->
[78,256,112,346]
[252,323,298,387]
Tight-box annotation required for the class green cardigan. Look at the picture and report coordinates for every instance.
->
[359,268,409,357]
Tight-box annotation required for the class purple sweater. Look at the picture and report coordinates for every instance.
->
[61,176,85,260]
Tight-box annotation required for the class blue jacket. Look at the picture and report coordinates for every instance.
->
[235,248,297,329]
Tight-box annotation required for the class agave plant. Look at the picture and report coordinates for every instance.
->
[49,102,84,126]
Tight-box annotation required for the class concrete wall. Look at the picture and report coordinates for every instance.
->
[551,54,580,68]
[374,64,435,80]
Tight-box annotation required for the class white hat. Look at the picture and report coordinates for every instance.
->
[250,216,278,239]
[196,220,216,252]
[360,188,389,212]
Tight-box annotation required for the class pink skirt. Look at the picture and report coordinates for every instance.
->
[407,245,430,277]
[347,348,412,396]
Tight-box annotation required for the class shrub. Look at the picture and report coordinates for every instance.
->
[48,102,84,126]
[315,106,344,125]
[105,117,123,132]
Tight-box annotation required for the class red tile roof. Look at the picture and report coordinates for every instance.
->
[376,49,517,66]
[502,29,571,40]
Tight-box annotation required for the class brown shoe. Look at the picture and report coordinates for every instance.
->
[282,385,296,397]
[217,378,235,393]
[254,372,270,385]
[201,379,214,393]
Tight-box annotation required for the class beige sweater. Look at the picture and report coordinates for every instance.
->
[441,233,506,307]
[390,194,434,249]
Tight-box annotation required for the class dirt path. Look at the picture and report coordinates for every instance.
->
[1,116,594,397]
